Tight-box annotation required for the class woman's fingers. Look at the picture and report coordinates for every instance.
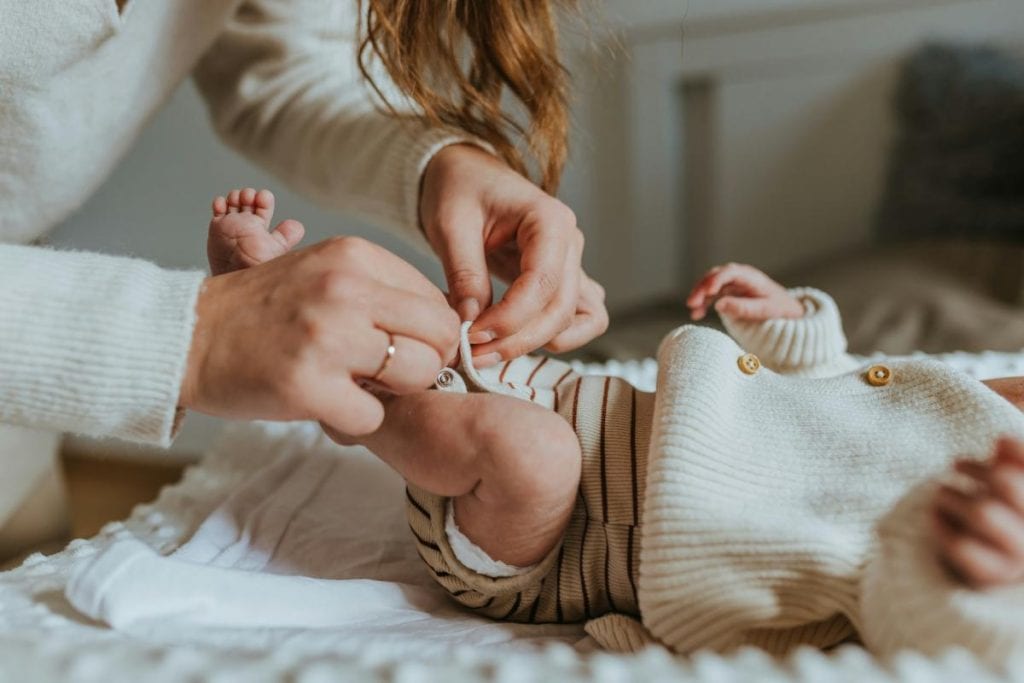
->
[358,285,460,362]
[472,232,580,360]
[354,328,446,394]
[431,203,494,323]
[318,237,450,309]
[545,275,609,354]
[308,376,386,437]
[308,296,456,379]
[471,215,574,344]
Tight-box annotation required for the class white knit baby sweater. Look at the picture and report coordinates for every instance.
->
[623,289,1024,663]
[0,0,473,445]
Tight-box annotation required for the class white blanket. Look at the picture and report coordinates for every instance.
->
[4,353,1024,681]
[65,439,579,645]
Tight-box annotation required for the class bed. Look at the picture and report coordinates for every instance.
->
[3,351,1024,682]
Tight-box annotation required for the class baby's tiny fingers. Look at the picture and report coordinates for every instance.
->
[996,436,1024,468]
[936,485,1024,557]
[990,461,1024,516]
[715,296,773,320]
[940,526,1024,588]
[954,459,993,486]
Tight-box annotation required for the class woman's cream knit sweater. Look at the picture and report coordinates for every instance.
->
[0,0,472,446]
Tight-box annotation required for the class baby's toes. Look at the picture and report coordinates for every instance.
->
[239,187,257,213]
[254,189,276,223]
[234,231,292,268]
[271,219,304,251]
[212,196,228,218]
[226,189,242,213]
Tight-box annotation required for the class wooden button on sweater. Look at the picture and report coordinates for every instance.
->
[866,364,893,387]
[738,353,761,375]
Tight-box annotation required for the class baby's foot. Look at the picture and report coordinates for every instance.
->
[932,436,1024,587]
[207,187,305,275]
[326,389,581,567]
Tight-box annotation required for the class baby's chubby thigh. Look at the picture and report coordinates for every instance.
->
[360,389,582,568]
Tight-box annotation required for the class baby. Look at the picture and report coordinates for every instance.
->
[209,188,1024,660]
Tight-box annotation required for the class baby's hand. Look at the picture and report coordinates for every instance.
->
[207,188,305,275]
[933,437,1024,588]
[686,263,803,322]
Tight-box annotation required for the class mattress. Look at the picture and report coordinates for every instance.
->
[3,352,1024,682]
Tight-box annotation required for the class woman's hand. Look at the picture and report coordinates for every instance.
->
[420,144,608,365]
[686,263,804,322]
[178,237,461,436]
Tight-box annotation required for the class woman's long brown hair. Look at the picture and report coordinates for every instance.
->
[357,0,574,194]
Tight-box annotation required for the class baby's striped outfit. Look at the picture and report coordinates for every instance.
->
[405,353,655,627]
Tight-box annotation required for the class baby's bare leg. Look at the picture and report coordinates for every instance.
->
[357,390,582,567]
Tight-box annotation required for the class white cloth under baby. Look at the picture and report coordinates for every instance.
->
[66,445,456,630]
[64,439,582,644]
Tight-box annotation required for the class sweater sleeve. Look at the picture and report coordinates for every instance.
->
[193,0,488,247]
[0,245,204,447]
[719,287,861,377]
[860,479,1024,665]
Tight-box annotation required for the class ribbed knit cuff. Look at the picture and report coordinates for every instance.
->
[0,245,204,447]
[721,287,857,377]
[372,122,495,250]
[861,479,1024,665]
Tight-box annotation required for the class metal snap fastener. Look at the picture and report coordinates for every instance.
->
[866,364,893,387]
[436,369,456,388]
[738,353,761,375]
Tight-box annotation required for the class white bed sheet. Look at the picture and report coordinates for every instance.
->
[3,353,1024,682]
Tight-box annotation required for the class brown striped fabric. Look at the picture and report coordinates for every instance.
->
[405,355,656,625]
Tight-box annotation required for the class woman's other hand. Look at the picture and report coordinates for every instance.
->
[420,144,608,366]
[178,237,461,436]
[686,263,805,323]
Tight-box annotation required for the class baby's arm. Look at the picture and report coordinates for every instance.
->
[686,263,859,377]
[861,435,1024,663]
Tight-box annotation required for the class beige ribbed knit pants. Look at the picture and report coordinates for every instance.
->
[406,355,655,628]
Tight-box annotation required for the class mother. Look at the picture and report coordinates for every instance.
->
[0,0,605,548]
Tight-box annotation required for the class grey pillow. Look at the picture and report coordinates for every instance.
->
[876,42,1024,242]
